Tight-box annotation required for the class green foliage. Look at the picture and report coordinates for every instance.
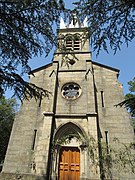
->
[127,78,135,93]
[0,0,65,100]
[52,133,135,178]
[116,77,135,128]
[84,136,135,178]
[0,96,16,169]
[52,132,81,150]
[110,138,135,174]
[125,78,135,128]
[74,0,135,54]
[125,94,135,118]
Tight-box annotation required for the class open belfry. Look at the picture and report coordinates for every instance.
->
[1,13,134,180]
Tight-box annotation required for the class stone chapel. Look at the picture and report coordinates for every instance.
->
[1,13,134,180]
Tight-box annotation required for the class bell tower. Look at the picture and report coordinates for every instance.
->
[55,12,91,63]
[50,13,100,179]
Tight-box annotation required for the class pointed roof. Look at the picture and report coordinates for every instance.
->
[60,12,88,29]
[60,17,66,29]
[29,61,119,75]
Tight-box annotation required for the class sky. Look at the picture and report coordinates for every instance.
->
[5,0,135,99]
[29,1,135,95]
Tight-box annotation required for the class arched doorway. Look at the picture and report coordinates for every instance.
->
[52,122,86,180]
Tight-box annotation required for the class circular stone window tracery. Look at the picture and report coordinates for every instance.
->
[61,83,81,100]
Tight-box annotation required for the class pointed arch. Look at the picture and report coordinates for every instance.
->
[65,35,73,50]
[65,34,81,51]
[54,122,86,141]
[74,33,81,39]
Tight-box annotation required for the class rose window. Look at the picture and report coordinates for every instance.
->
[61,83,81,100]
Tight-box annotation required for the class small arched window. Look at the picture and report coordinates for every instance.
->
[65,34,80,51]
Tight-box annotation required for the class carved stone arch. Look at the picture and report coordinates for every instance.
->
[54,122,86,143]
[58,33,65,40]
[65,33,73,38]
[65,34,73,42]
[52,122,86,179]
[73,33,80,39]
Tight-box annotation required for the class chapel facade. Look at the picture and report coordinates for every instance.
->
[1,13,134,180]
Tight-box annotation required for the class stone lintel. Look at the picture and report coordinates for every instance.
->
[54,51,91,55]
[58,69,86,72]
[58,27,89,33]
[54,113,97,118]
[86,112,97,117]
[43,112,54,116]
[43,112,97,118]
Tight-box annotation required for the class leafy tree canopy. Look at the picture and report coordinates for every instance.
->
[0,96,16,168]
[0,0,65,100]
[74,0,135,54]
[0,0,135,100]
[116,77,135,128]
[125,78,135,118]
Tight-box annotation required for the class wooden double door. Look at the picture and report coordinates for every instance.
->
[58,147,80,180]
